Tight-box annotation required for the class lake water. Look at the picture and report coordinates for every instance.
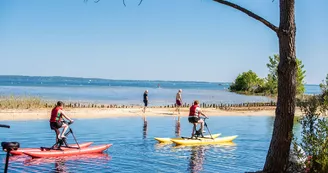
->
[0,116,302,173]
[0,76,322,105]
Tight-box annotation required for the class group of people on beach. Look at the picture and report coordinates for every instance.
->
[142,89,184,114]
[49,89,208,143]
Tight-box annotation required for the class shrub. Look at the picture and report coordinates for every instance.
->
[291,75,328,172]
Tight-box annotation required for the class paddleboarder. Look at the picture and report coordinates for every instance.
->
[50,101,74,142]
[188,100,208,137]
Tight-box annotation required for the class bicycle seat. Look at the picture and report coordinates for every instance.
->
[1,142,20,151]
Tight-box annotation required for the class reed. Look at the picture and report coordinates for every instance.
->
[0,95,47,109]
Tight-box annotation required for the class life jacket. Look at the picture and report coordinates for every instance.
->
[189,105,200,117]
[50,106,62,122]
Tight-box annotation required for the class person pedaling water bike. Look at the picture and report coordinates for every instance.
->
[49,101,74,142]
[188,100,208,137]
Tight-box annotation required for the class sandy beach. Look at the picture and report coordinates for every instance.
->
[0,106,303,121]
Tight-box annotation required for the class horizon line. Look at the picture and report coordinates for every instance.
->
[0,74,321,86]
[0,74,233,84]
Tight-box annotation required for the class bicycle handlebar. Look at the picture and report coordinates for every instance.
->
[62,120,73,125]
[0,124,10,128]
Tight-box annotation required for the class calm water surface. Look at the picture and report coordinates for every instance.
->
[0,76,321,105]
[0,116,301,173]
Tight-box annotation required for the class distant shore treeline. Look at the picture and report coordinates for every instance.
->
[0,75,231,89]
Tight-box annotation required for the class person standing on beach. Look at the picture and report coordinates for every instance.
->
[173,89,183,115]
[50,101,74,142]
[143,90,148,113]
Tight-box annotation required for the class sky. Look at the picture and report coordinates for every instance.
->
[0,0,327,84]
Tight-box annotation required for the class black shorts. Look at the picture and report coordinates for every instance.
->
[50,121,63,130]
[143,100,148,107]
[188,117,200,123]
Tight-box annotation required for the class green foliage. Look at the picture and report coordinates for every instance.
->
[296,58,306,95]
[229,54,306,96]
[295,96,328,172]
[264,55,279,95]
[291,75,328,172]
[319,74,328,110]
[229,70,264,93]
[265,54,306,95]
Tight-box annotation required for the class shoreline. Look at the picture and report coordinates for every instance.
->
[0,106,303,121]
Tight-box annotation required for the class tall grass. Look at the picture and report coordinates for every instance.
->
[0,95,280,109]
[0,95,46,109]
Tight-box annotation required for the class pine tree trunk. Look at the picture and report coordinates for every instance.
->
[263,0,296,172]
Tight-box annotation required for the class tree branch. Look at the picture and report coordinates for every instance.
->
[213,0,278,33]
[84,0,143,6]
[138,0,143,6]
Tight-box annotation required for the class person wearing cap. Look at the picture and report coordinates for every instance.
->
[143,90,148,113]
[174,89,183,115]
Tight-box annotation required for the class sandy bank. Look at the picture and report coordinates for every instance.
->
[0,106,304,121]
